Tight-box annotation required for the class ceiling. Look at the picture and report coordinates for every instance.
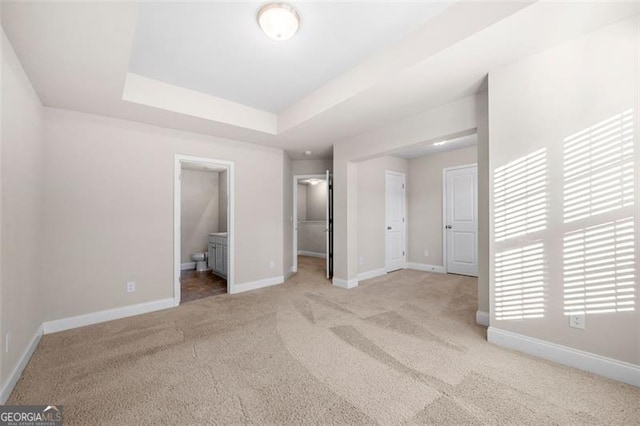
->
[2,2,638,160]
[390,133,477,160]
[130,2,452,113]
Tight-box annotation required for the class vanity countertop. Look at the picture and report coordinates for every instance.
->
[209,232,228,237]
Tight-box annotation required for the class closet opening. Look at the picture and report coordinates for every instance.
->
[293,173,332,280]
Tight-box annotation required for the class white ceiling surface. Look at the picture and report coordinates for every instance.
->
[130,2,453,113]
[2,2,638,160]
[390,133,477,160]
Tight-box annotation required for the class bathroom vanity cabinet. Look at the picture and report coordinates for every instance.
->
[208,233,228,278]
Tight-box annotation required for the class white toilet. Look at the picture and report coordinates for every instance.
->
[192,252,208,272]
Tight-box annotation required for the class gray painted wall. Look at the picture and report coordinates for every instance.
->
[357,156,408,274]
[218,169,228,232]
[42,107,285,320]
[180,169,219,263]
[1,29,45,394]
[488,16,638,364]
[297,184,307,221]
[407,146,477,267]
[297,182,327,255]
[306,181,327,221]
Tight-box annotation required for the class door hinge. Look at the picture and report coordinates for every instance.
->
[403,251,405,256]
[402,184,405,189]
[402,217,405,223]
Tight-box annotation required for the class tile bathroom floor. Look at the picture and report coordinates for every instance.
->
[180,269,227,303]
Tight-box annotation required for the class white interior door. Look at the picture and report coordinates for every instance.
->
[445,165,478,276]
[385,171,406,272]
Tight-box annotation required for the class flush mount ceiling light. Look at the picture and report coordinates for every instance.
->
[433,141,448,146]
[306,179,321,186]
[258,3,300,41]
[304,150,312,156]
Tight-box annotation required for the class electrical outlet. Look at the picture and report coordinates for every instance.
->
[127,281,136,293]
[269,260,275,269]
[424,250,429,257]
[569,314,585,330]
[5,333,9,353]
[359,256,364,265]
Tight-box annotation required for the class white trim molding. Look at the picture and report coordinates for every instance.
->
[476,310,489,326]
[297,250,326,259]
[230,276,283,295]
[0,325,43,404]
[488,327,640,387]
[357,268,387,281]
[43,298,175,334]
[332,277,358,289]
[406,262,446,274]
[181,262,195,270]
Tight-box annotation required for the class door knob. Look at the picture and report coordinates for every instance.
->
[446,225,452,229]
[387,226,392,230]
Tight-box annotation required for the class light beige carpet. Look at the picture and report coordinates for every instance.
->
[9,256,640,424]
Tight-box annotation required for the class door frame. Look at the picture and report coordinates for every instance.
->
[292,174,327,273]
[384,170,407,273]
[174,154,235,305]
[442,163,477,275]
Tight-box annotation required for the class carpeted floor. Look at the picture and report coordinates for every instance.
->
[9,256,640,424]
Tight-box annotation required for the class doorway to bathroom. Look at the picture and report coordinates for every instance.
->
[293,172,333,280]
[174,155,234,305]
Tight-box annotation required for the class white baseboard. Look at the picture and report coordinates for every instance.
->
[332,277,358,289]
[357,268,386,281]
[476,310,489,326]
[488,327,640,387]
[231,275,283,294]
[43,298,175,334]
[0,324,43,404]
[181,262,195,270]
[298,250,326,259]
[406,262,446,274]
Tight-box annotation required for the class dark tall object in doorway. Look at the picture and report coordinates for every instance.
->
[326,169,333,279]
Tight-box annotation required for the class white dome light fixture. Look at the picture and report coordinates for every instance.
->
[258,3,300,41]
